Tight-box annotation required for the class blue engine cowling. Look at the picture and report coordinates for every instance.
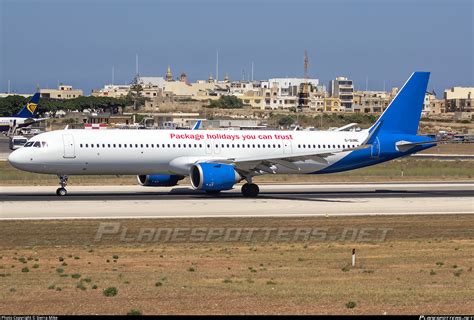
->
[137,174,184,187]
[190,163,241,191]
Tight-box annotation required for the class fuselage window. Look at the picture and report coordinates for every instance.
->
[194,144,197,148]
[172,144,175,148]
[318,144,321,148]
[333,145,335,148]
[167,144,170,148]
[262,144,265,148]
[303,145,306,148]
[237,144,240,148]
[337,145,340,149]
[207,144,210,148]
[183,144,186,148]
[85,144,89,148]
[199,144,202,148]
[113,144,116,148]
[273,144,276,148]
[232,144,235,148]
[124,144,127,148]
[242,144,245,148]
[257,144,260,148]
[298,144,301,148]
[145,144,148,148]
[118,144,122,148]
[227,144,230,148]
[252,144,255,148]
[278,144,281,148]
[140,144,143,148]
[102,144,105,148]
[79,144,83,148]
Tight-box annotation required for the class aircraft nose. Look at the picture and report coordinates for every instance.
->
[8,149,28,170]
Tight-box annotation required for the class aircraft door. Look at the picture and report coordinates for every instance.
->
[62,134,76,158]
[371,137,380,158]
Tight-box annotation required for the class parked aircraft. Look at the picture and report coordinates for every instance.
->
[0,93,45,133]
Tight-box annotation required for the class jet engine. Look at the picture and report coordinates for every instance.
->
[190,163,241,191]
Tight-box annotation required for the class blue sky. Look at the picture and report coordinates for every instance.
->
[1,0,472,95]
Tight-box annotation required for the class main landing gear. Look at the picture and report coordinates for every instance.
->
[56,175,68,196]
[241,182,259,197]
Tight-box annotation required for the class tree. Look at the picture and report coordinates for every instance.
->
[129,75,145,110]
[278,115,295,127]
[207,95,243,109]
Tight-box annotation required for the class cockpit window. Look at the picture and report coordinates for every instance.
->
[24,141,48,148]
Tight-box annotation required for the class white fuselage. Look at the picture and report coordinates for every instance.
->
[8,129,368,176]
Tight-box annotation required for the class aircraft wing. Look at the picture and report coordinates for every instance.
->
[22,117,48,124]
[205,145,369,174]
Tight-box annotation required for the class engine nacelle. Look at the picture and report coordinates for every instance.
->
[137,174,184,187]
[190,163,241,191]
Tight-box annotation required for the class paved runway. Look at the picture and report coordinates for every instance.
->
[0,183,472,220]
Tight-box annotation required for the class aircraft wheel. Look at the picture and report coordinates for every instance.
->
[242,183,259,197]
[56,188,67,196]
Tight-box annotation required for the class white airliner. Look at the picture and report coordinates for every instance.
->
[8,72,437,197]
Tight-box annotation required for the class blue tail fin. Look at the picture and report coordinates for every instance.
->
[15,93,40,118]
[370,72,430,135]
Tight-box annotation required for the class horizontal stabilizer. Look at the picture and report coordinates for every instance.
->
[395,140,437,152]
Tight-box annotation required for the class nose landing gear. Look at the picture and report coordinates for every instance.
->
[56,175,68,196]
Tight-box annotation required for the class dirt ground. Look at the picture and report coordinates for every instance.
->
[0,215,472,315]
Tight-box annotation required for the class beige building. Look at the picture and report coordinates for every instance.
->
[353,91,391,113]
[444,87,473,113]
[323,97,343,112]
[429,99,446,115]
[40,85,83,99]
[91,85,130,98]
[444,87,473,100]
